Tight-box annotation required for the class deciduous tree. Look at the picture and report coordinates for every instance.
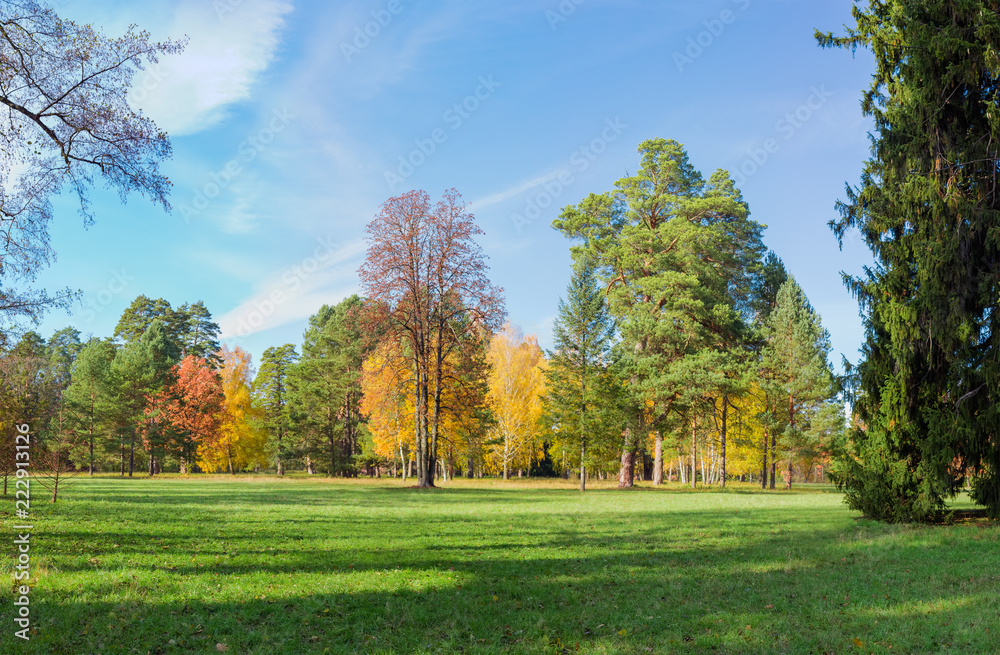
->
[359,189,504,487]
[0,2,184,329]
[486,324,546,480]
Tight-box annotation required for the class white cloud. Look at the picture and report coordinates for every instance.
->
[216,238,366,340]
[467,170,566,213]
[132,0,294,135]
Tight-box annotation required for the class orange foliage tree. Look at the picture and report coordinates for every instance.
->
[153,355,223,474]
[361,340,415,479]
[197,345,269,473]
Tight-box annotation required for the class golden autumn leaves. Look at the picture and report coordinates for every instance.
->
[361,323,547,480]
[150,345,269,474]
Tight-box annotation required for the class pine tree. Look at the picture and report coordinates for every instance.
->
[114,296,176,345]
[175,301,222,363]
[63,339,114,475]
[288,296,369,476]
[544,259,615,490]
[254,344,298,475]
[553,138,765,487]
[819,1,1000,519]
[760,278,835,490]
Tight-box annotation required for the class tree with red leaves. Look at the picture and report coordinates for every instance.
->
[359,189,504,487]
[152,355,223,474]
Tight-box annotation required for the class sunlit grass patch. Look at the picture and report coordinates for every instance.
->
[3,476,998,654]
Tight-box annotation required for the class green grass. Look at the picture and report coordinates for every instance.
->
[3,476,999,654]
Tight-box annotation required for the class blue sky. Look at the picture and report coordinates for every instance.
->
[32,0,875,372]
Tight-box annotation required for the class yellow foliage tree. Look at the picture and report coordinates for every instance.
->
[721,384,768,481]
[360,340,415,479]
[485,324,546,479]
[198,345,270,473]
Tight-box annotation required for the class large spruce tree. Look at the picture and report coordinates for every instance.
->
[819,1,1000,519]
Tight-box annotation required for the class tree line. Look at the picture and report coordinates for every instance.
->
[1,144,845,496]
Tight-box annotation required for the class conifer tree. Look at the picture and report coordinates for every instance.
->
[819,1,1000,519]
[761,278,835,490]
[288,296,369,476]
[544,259,615,490]
[254,344,298,475]
[63,339,115,475]
[554,138,765,486]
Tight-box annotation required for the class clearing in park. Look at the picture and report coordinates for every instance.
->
[4,476,998,654]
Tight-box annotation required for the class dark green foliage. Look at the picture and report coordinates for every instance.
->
[253,344,298,474]
[63,339,115,474]
[543,259,617,488]
[819,0,1000,519]
[114,296,220,364]
[760,278,837,488]
[553,138,765,485]
[288,296,370,476]
[175,301,222,363]
[114,296,176,345]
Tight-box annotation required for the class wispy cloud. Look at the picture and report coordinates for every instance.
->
[134,0,294,135]
[467,170,565,213]
[216,238,367,340]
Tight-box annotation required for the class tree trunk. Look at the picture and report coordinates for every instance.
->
[785,394,795,490]
[88,410,94,476]
[580,439,586,491]
[467,456,474,479]
[653,431,663,485]
[769,429,777,490]
[690,416,697,489]
[720,397,728,488]
[761,424,768,489]
[618,426,636,488]
[128,428,135,478]
[51,453,60,502]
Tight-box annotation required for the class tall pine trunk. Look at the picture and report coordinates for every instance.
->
[761,424,768,489]
[720,397,728,488]
[690,416,697,489]
[653,431,663,485]
[618,427,635,487]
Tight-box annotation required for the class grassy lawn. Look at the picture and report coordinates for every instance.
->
[3,476,998,654]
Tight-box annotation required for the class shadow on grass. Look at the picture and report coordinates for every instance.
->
[12,530,1000,655]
